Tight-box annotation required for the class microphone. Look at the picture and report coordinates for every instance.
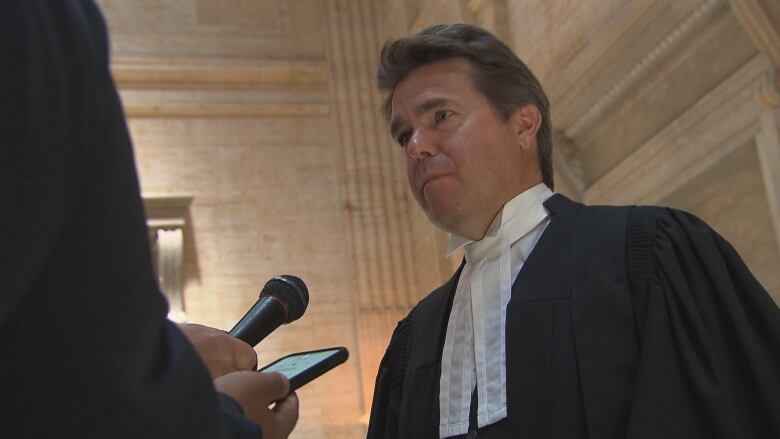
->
[229,275,309,347]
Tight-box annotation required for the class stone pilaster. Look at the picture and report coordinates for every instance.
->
[731,0,780,261]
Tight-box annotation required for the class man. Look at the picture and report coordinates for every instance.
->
[368,24,780,438]
[0,1,297,438]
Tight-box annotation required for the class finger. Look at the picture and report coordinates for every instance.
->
[272,392,299,435]
[256,372,291,403]
[231,338,258,371]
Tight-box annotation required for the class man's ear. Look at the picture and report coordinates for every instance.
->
[510,104,542,150]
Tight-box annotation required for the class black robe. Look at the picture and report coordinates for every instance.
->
[368,194,780,438]
[1,1,257,437]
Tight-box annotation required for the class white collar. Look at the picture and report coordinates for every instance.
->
[446,183,553,256]
[439,183,554,437]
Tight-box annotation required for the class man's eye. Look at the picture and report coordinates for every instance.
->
[397,132,411,147]
[435,110,453,122]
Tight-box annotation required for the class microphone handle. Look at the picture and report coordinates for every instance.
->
[228,297,287,346]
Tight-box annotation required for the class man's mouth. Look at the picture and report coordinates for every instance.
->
[420,173,448,192]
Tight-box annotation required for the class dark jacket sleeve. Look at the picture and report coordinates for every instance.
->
[366,315,412,439]
[626,207,780,438]
[218,393,263,439]
[0,2,259,437]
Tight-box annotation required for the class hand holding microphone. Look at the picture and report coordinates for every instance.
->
[180,275,308,379]
[215,274,343,438]
[218,275,308,438]
[232,275,348,394]
[178,322,258,378]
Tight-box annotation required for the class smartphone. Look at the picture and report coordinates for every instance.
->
[259,346,349,391]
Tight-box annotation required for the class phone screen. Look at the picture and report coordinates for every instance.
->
[263,349,341,379]
[260,347,348,390]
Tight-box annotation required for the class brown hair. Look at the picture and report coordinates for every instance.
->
[377,23,553,189]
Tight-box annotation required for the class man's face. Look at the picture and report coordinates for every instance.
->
[389,58,540,240]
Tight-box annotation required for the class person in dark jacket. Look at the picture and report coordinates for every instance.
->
[368,23,780,439]
[0,1,297,438]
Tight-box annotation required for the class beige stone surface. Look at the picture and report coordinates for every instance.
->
[508,0,631,85]
[128,115,365,434]
[98,0,324,59]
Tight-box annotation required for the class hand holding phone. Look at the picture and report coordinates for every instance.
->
[259,347,349,391]
[214,370,299,439]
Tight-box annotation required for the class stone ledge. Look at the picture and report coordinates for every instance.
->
[124,103,331,118]
[112,57,329,89]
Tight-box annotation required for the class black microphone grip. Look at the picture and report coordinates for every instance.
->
[228,275,308,347]
[229,297,287,347]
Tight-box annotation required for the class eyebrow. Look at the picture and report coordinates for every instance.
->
[389,97,453,140]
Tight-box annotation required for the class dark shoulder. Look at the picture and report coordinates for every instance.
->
[574,200,706,239]
[389,272,456,343]
[415,275,458,317]
[624,204,725,294]
[546,195,709,245]
[406,260,463,324]
[545,193,634,235]
[551,200,636,250]
[385,266,461,367]
[627,204,715,243]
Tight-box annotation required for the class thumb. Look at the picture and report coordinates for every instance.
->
[272,392,299,435]
[257,372,291,404]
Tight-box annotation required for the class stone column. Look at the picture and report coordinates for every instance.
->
[144,196,193,322]
[731,0,780,257]
[324,0,455,416]
[756,105,780,258]
[155,224,186,322]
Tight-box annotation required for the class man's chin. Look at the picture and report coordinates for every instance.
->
[424,207,462,235]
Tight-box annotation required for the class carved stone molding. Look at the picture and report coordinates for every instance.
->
[565,0,728,138]
[123,103,330,118]
[551,0,697,125]
[112,58,331,118]
[585,55,766,205]
[112,58,329,89]
[144,195,193,322]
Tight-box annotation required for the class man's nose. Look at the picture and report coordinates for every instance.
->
[406,128,439,159]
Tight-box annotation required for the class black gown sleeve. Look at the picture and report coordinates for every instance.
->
[367,314,412,439]
[626,207,780,438]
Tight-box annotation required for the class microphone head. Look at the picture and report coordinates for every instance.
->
[261,275,309,323]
